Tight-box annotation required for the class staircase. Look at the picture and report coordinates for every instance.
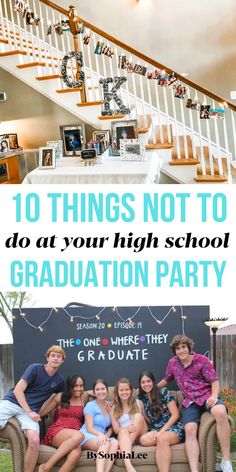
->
[0,0,236,183]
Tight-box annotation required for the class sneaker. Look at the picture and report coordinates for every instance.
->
[220,459,233,472]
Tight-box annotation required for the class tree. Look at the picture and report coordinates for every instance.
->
[0,292,30,334]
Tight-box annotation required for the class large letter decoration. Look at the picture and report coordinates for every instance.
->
[99,77,130,116]
[61,51,85,88]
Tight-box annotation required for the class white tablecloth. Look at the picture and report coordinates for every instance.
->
[22,152,161,184]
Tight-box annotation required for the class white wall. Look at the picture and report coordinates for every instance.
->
[56,0,236,100]
[0,69,94,148]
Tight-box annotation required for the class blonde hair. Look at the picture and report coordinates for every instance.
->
[45,345,66,360]
[113,378,139,420]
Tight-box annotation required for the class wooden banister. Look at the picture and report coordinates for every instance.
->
[39,0,68,16]
[39,0,236,112]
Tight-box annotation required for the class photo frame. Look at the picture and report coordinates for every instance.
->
[46,140,63,159]
[39,147,56,169]
[110,119,138,156]
[0,135,10,153]
[120,138,145,161]
[8,133,19,149]
[60,124,86,156]
[92,130,110,155]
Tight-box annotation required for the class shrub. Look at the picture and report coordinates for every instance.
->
[220,387,236,452]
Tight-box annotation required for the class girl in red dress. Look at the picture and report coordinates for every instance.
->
[39,375,89,472]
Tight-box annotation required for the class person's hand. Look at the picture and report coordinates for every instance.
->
[153,430,164,441]
[206,396,218,409]
[106,401,113,412]
[97,433,109,446]
[28,411,41,422]
[126,424,136,433]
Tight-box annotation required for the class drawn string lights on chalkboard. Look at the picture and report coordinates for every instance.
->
[13,304,187,334]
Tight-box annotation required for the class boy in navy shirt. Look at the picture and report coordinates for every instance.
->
[0,345,66,472]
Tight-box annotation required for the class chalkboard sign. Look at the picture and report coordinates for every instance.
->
[13,305,210,389]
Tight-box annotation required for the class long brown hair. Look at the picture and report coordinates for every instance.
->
[138,371,163,417]
[113,378,139,419]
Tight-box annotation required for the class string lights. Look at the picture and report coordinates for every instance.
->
[14,304,187,333]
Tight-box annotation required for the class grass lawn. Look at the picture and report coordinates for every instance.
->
[0,454,12,472]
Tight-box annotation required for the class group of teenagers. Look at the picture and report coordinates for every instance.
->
[0,335,233,472]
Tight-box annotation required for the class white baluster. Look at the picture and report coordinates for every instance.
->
[212,99,223,174]
[32,0,43,63]
[230,109,236,161]
[45,6,56,75]
[195,91,206,174]
[130,55,139,121]
[38,2,50,74]
[171,88,181,159]
[137,63,147,128]
[0,0,6,40]
[203,94,215,175]
[163,87,172,144]
[82,30,96,101]
[154,81,163,144]
[115,49,132,114]
[179,93,189,159]
[221,104,231,182]
[145,68,155,140]
[186,89,197,159]
[51,8,61,74]
[9,0,21,51]
[3,0,12,49]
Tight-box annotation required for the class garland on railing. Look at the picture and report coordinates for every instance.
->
[13,1,227,120]
[14,0,40,26]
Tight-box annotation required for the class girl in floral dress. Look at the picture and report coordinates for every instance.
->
[137,371,184,472]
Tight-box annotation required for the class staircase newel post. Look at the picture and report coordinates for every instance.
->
[68,5,86,103]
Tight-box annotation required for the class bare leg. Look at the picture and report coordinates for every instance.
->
[104,439,119,472]
[58,448,81,472]
[211,405,231,461]
[83,438,111,472]
[155,432,180,472]
[39,430,83,472]
[24,430,40,472]
[132,413,148,441]
[118,430,136,472]
[184,423,199,472]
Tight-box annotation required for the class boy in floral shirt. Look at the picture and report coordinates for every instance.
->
[158,335,232,472]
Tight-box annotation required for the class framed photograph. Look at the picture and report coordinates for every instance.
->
[0,163,9,183]
[39,147,56,169]
[120,138,145,161]
[47,140,63,159]
[111,119,138,156]
[92,130,110,155]
[0,136,10,153]
[200,105,210,119]
[8,134,19,149]
[60,124,86,156]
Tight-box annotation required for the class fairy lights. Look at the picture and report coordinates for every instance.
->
[13,304,187,334]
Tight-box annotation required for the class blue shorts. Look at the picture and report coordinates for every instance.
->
[182,398,226,425]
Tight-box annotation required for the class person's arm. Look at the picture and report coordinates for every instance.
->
[85,413,108,445]
[82,391,89,406]
[109,407,121,434]
[13,379,41,423]
[39,393,61,417]
[157,379,169,389]
[205,380,220,408]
